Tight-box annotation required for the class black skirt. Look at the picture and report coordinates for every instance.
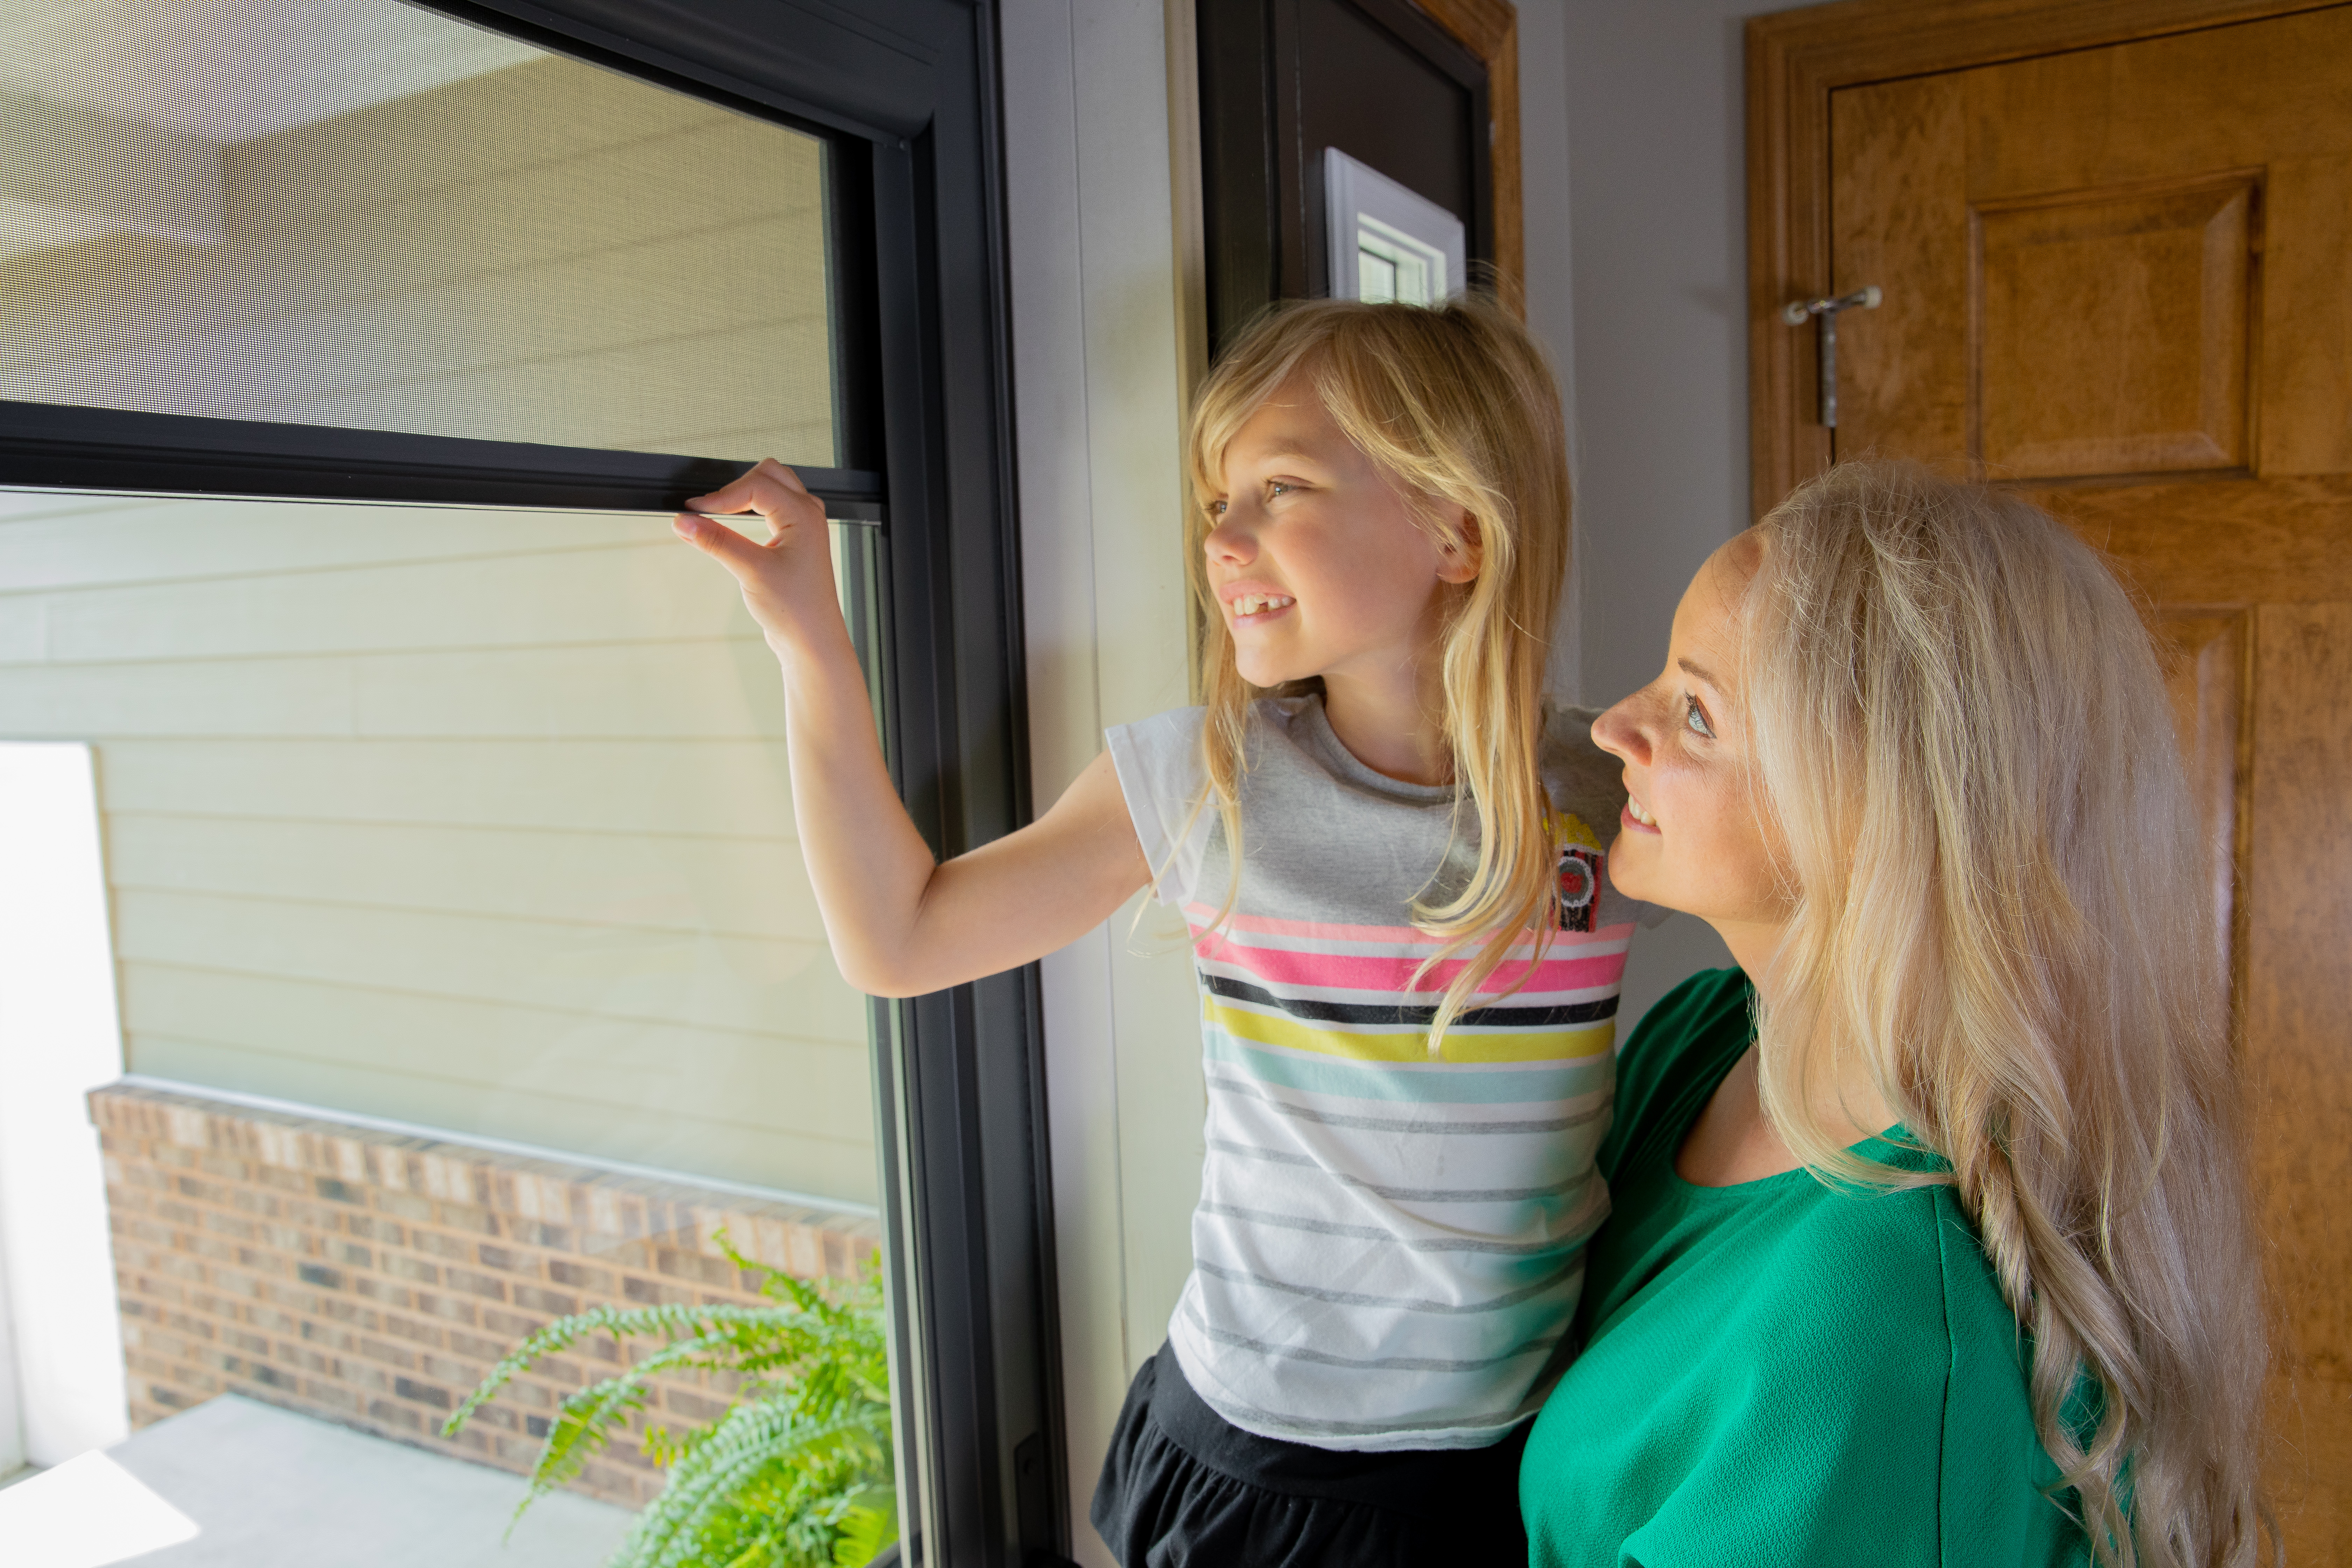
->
[1089,1346,1532,1568]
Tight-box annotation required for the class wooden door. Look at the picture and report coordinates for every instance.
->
[1816,7,2352,1557]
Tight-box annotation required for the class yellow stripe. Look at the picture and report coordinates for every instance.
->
[1203,997,1615,1064]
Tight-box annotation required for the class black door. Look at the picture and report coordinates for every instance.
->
[1197,0,1492,351]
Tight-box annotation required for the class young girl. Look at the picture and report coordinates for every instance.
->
[1521,463,2270,1567]
[673,296,1649,1566]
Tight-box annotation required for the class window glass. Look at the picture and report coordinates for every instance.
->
[0,1,907,1560]
[0,0,838,466]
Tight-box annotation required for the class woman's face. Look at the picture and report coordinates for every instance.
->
[1591,532,1791,947]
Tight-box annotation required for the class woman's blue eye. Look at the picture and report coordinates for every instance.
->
[1683,694,1716,739]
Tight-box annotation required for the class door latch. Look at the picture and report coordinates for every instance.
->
[1782,286,1881,428]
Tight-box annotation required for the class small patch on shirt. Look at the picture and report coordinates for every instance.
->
[1549,811,1605,934]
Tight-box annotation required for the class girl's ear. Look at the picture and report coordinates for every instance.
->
[1436,510,1483,584]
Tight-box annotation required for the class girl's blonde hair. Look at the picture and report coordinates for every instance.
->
[1743,462,2269,1567]
[1185,296,1571,1043]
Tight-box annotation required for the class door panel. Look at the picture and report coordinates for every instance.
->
[1823,7,2352,1556]
[1975,174,2256,478]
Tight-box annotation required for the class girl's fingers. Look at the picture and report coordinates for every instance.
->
[685,457,812,514]
[671,510,768,574]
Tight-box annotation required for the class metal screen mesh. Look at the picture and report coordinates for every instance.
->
[0,0,838,465]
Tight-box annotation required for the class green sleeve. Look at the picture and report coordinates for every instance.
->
[1598,967,1752,1183]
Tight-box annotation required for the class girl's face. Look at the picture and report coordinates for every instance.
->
[1591,533,1791,946]
[1203,370,1474,692]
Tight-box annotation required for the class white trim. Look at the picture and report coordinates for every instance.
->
[1002,2,1203,1559]
[115,1074,878,1218]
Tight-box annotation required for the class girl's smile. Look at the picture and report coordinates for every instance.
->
[1219,580,1297,622]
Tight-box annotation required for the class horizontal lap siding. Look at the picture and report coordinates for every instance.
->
[1,486,875,1204]
[0,41,862,1199]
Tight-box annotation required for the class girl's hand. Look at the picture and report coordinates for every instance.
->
[671,458,840,653]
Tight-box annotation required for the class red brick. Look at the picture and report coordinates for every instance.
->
[90,1083,874,1510]
[443,1268,506,1302]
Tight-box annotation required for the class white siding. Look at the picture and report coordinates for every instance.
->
[0,488,877,1205]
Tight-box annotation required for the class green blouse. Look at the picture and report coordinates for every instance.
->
[1520,968,2088,1567]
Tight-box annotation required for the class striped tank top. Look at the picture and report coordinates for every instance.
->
[1106,695,1652,1452]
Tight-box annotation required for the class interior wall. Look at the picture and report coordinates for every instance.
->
[1002,5,1201,1560]
[1514,0,1580,709]
[1555,0,1775,1021]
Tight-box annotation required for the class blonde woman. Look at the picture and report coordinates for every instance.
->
[1521,463,2269,1567]
[677,296,1655,1565]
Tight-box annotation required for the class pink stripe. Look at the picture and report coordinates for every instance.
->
[1182,904,1633,951]
[1194,931,1628,993]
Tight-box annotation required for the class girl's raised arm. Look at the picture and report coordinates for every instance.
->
[674,459,1151,997]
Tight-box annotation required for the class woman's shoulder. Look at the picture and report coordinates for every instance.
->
[1768,1177,2076,1549]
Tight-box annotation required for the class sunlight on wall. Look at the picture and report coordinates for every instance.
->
[0,744,131,1466]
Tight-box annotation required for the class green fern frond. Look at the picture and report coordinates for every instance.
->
[831,1497,898,1567]
[457,1238,895,1568]
[616,1402,889,1568]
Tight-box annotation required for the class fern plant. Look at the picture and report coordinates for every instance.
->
[444,1233,897,1568]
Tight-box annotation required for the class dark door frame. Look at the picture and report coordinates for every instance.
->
[1195,0,1514,352]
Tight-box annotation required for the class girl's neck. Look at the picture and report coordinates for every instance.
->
[1321,663,1453,787]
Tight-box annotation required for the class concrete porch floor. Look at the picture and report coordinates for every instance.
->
[0,1394,634,1567]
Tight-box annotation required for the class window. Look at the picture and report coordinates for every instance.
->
[1323,148,1464,306]
[0,2,1058,1565]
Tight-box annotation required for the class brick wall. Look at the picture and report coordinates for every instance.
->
[93,1081,882,1508]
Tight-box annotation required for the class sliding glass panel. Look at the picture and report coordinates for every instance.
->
[0,485,904,1566]
[0,1,910,1562]
[0,0,839,466]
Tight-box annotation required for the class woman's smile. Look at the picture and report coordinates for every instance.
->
[1621,794,1659,832]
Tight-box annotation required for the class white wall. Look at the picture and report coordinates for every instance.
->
[1001,6,1202,1561]
[1552,0,1778,1023]
[0,744,131,1467]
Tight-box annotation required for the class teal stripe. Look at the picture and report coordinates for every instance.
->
[1205,1028,1613,1105]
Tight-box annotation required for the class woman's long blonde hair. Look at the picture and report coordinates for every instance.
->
[1185,296,1570,1041]
[1743,462,2270,1567]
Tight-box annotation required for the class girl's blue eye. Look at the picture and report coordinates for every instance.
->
[1208,500,1227,516]
[1267,481,1294,498]
[1683,693,1716,740]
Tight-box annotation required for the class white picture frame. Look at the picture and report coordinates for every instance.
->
[1323,147,1467,306]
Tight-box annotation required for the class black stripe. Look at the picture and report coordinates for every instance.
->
[1203,972,1619,1028]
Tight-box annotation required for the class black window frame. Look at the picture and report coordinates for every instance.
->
[0,2,1064,1563]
